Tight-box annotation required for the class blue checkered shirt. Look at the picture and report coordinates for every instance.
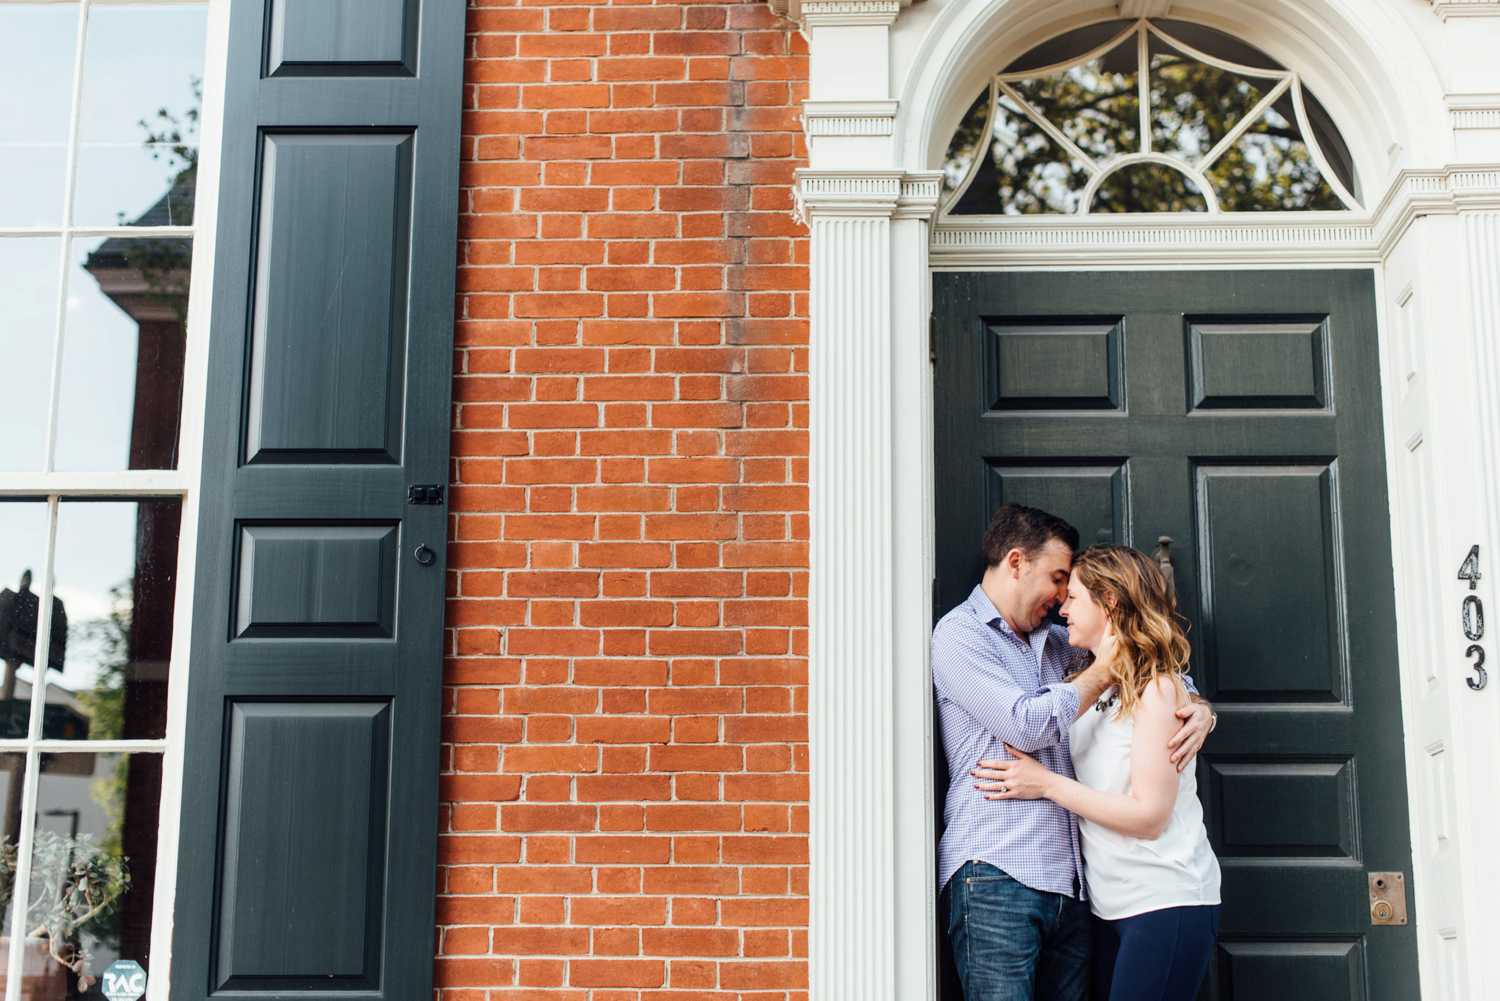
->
[933,585,1090,899]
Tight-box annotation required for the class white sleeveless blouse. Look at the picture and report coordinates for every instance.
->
[1069,688,1222,920]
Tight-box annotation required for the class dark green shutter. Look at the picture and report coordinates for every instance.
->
[171,1,464,997]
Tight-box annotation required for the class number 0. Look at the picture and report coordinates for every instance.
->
[1463,596,1485,642]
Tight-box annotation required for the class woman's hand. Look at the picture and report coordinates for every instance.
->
[972,744,1057,801]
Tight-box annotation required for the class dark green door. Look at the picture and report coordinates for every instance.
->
[171,1,465,998]
[934,270,1418,1001]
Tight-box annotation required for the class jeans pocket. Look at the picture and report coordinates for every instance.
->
[964,861,1014,885]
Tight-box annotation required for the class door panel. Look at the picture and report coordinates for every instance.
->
[171,0,465,998]
[934,270,1418,1001]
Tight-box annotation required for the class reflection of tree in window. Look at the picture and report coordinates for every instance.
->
[1205,107,1343,211]
[942,19,1357,215]
[951,95,1089,215]
[1009,42,1139,162]
[1150,46,1268,164]
[1093,163,1209,213]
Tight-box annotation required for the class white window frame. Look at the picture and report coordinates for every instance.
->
[0,0,229,997]
[942,17,1363,217]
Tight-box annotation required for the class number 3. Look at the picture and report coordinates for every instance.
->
[1466,644,1489,692]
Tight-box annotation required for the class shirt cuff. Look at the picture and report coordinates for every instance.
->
[1043,682,1081,727]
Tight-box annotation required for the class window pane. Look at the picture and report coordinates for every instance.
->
[0,3,78,227]
[1205,106,1345,211]
[0,239,62,473]
[1149,37,1272,164]
[0,751,27,979]
[953,94,1089,215]
[72,3,207,227]
[44,501,180,743]
[1091,163,1210,213]
[21,752,162,998]
[1008,34,1140,163]
[0,503,53,738]
[941,86,992,194]
[1004,20,1134,75]
[53,237,191,472]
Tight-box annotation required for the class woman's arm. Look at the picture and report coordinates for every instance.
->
[974,677,1184,840]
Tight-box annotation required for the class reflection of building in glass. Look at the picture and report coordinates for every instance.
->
[32,174,197,994]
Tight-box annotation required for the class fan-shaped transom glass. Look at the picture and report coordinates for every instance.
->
[942,19,1361,216]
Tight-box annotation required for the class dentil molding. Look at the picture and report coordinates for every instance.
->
[1449,94,1500,131]
[802,100,899,137]
[768,0,914,27]
[1429,0,1500,18]
[794,170,943,222]
[923,166,1500,265]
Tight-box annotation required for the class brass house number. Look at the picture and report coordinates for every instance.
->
[1457,545,1488,691]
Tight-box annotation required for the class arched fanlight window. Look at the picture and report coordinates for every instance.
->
[942,19,1361,215]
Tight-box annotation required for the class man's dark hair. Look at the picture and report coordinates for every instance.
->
[980,504,1080,568]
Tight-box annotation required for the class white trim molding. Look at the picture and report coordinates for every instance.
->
[1118,0,1172,16]
[770,0,914,26]
[1429,0,1500,20]
[928,165,1500,266]
[802,99,899,137]
[1449,94,1500,131]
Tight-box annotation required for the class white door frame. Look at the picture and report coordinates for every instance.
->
[788,2,1500,999]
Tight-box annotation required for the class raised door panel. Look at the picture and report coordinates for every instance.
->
[266,0,417,76]
[215,703,391,991]
[1194,463,1346,704]
[245,133,412,465]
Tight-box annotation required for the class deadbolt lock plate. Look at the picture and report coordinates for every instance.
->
[1369,871,1408,926]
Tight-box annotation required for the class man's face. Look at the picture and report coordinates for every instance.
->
[1009,538,1074,633]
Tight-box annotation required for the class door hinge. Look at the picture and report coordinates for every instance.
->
[407,483,446,506]
[929,314,937,364]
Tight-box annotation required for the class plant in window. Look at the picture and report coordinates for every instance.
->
[0,829,131,991]
[942,19,1357,215]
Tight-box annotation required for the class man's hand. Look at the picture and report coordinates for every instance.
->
[1168,702,1213,773]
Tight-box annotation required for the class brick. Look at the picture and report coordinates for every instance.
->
[445,11,812,993]
[568,959,665,988]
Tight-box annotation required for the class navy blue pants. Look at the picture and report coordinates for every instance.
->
[942,861,1090,1001]
[1088,905,1220,1001]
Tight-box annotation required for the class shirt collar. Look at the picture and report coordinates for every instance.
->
[967,583,1059,653]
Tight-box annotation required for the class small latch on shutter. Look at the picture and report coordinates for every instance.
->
[407,484,445,506]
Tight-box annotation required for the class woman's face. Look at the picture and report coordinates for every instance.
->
[1060,570,1110,650]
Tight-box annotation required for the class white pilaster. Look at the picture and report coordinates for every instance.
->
[801,171,899,1001]
[797,166,943,1001]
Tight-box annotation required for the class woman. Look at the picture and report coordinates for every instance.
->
[976,545,1221,1001]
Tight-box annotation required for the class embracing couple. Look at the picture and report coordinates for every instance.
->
[934,504,1221,1001]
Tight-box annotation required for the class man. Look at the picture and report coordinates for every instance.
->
[933,504,1214,1001]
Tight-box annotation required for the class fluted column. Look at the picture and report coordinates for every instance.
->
[799,171,940,1001]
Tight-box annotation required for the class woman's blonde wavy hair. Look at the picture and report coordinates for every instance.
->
[1072,545,1192,719]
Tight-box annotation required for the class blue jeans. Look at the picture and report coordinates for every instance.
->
[1089,905,1220,1001]
[942,861,1090,1001]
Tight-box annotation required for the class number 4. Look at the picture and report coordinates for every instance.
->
[1458,545,1482,591]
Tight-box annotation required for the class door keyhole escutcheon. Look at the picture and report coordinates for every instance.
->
[1368,872,1407,925]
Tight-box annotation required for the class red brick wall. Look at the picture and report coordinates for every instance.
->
[439,2,811,998]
